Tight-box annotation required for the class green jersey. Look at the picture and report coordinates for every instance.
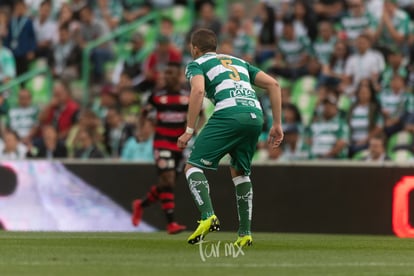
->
[313,36,337,65]
[7,105,39,138]
[308,114,349,159]
[348,105,383,143]
[185,53,262,116]
[338,11,377,41]
[0,47,16,82]
[277,35,312,65]
[378,8,410,49]
[378,89,412,119]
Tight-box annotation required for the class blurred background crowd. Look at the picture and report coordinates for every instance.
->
[0,0,413,163]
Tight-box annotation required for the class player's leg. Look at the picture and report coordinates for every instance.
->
[229,112,263,247]
[185,163,220,244]
[230,167,253,247]
[185,164,215,220]
[185,115,242,244]
[131,185,160,227]
[158,168,186,234]
[131,149,166,227]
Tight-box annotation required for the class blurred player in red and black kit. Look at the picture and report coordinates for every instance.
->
[132,62,205,234]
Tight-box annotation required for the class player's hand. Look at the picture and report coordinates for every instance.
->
[177,132,192,149]
[268,124,284,149]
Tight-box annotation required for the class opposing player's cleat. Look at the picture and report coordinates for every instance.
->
[167,222,187,234]
[131,199,143,227]
[187,215,220,244]
[234,235,253,248]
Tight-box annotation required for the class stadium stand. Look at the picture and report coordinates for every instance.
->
[0,0,413,162]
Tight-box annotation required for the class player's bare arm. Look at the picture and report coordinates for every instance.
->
[253,71,284,148]
[177,75,205,149]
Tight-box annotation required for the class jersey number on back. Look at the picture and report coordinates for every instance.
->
[220,59,240,81]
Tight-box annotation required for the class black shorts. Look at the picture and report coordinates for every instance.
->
[154,149,185,174]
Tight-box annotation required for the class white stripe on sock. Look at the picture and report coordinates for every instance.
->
[186,167,203,179]
[232,176,251,186]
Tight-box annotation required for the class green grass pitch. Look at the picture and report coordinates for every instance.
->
[1,231,414,276]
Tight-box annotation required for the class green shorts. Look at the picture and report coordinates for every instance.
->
[188,110,264,175]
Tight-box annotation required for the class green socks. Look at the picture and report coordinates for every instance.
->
[233,176,253,236]
[186,167,214,220]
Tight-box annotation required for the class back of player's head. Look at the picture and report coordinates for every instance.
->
[191,28,217,53]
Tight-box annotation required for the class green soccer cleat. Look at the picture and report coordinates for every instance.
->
[187,215,220,244]
[234,235,253,247]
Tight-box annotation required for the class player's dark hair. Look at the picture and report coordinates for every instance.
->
[191,28,217,53]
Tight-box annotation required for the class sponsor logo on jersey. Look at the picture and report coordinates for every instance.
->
[200,159,213,166]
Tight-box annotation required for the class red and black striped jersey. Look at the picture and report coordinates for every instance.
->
[147,88,189,152]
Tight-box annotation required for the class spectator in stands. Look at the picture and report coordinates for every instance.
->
[33,0,57,60]
[104,107,134,158]
[6,89,38,145]
[74,128,105,159]
[112,32,144,89]
[313,21,337,66]
[95,0,123,30]
[4,0,37,75]
[121,117,154,162]
[0,129,27,159]
[319,40,350,88]
[78,5,113,83]
[338,0,377,44]
[160,16,184,52]
[0,40,16,85]
[257,102,304,161]
[364,134,391,162]
[92,84,118,120]
[269,17,313,80]
[70,0,89,21]
[189,0,222,36]
[253,2,276,65]
[276,0,317,41]
[347,80,384,157]
[218,39,234,55]
[121,0,152,23]
[39,80,80,140]
[0,9,8,41]
[343,33,385,95]
[380,47,408,90]
[313,0,346,22]
[229,2,253,35]
[379,74,412,137]
[307,95,349,159]
[57,3,81,33]
[221,16,255,63]
[119,87,140,125]
[66,108,103,158]
[277,103,309,161]
[142,35,182,92]
[375,0,411,52]
[277,123,310,161]
[27,124,67,159]
[51,24,82,80]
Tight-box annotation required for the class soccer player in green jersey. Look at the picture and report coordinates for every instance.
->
[177,28,283,247]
